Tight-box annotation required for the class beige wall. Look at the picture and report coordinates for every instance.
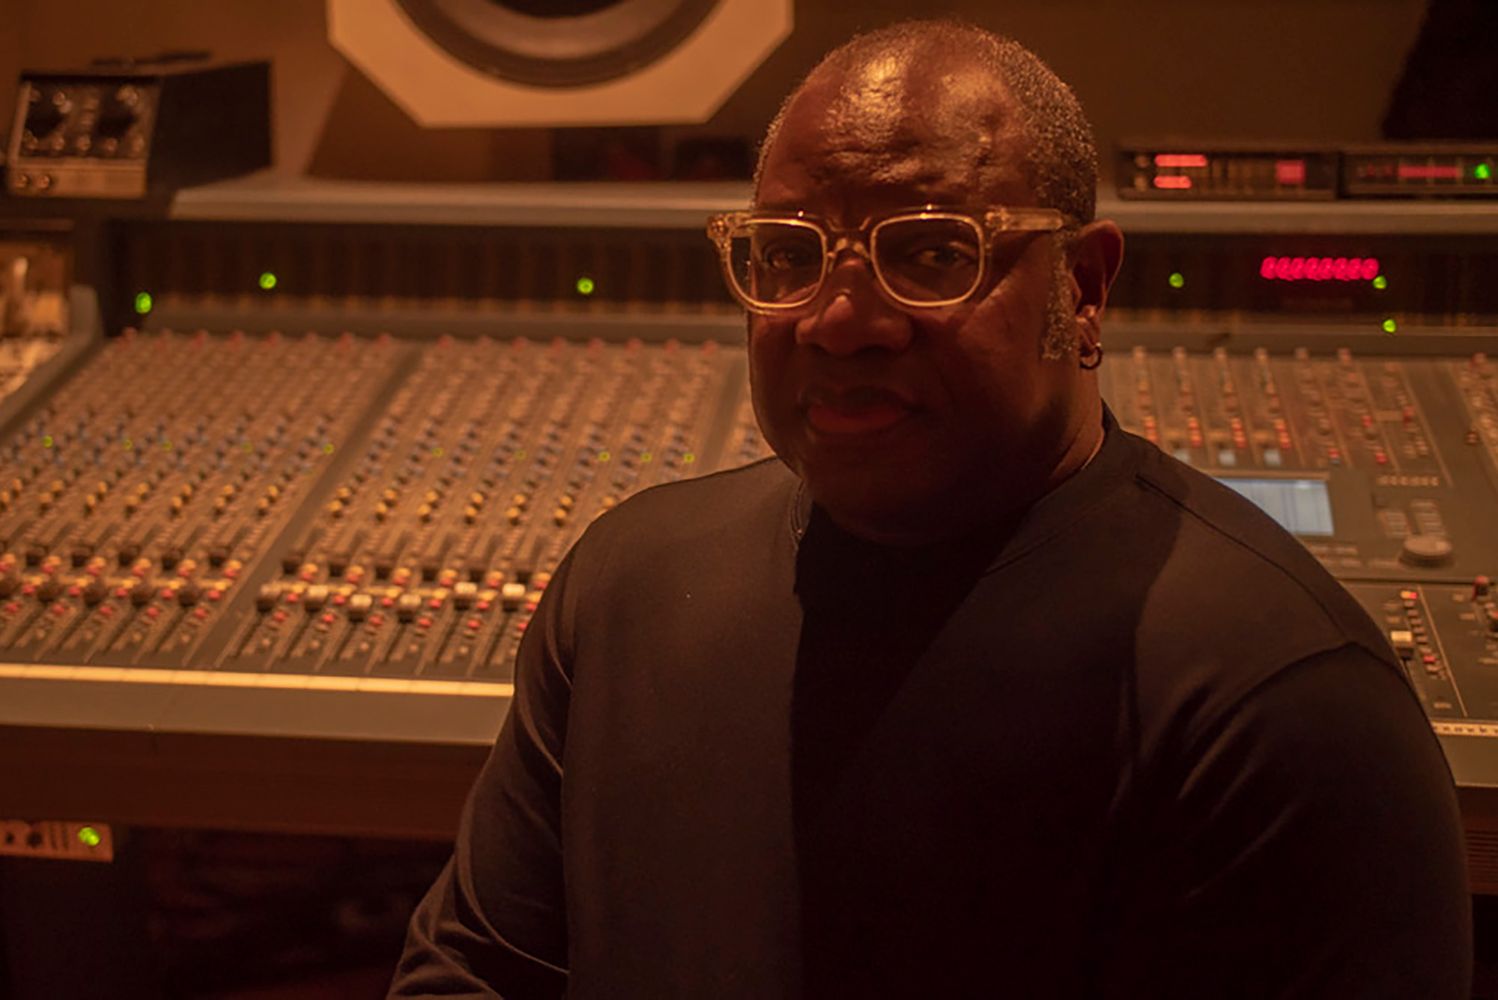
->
[2,0,1431,182]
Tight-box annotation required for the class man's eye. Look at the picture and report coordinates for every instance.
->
[759,242,819,271]
[901,242,977,270]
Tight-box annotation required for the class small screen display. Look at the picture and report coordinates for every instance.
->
[1217,478,1334,536]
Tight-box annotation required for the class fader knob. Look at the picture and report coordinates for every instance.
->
[1400,535,1455,569]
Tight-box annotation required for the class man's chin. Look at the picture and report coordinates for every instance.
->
[803,478,952,547]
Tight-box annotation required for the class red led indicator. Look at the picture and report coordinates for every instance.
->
[1153,175,1194,190]
[1397,164,1460,181]
[1275,159,1306,186]
[1259,256,1380,282]
[1154,154,1209,168]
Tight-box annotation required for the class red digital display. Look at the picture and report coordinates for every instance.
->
[1153,175,1193,190]
[1396,164,1461,181]
[1154,154,1209,169]
[1275,159,1307,186]
[1259,256,1380,282]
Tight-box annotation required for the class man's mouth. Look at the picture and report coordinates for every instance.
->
[802,387,916,436]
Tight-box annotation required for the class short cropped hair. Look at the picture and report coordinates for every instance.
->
[755,19,1099,227]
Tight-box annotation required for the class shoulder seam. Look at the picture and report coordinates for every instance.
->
[1132,469,1347,633]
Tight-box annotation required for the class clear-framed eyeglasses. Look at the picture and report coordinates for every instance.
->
[705,205,1067,314]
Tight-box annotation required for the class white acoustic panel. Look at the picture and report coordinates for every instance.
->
[327,0,792,127]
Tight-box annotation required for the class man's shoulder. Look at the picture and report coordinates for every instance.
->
[573,457,799,565]
[1106,433,1401,719]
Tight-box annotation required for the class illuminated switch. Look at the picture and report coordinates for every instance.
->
[304,585,329,612]
[500,582,526,611]
[347,594,373,622]
[453,581,478,610]
[396,593,422,623]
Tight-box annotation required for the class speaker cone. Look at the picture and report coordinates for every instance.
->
[396,0,721,87]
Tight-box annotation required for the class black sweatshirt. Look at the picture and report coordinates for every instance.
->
[392,417,1471,999]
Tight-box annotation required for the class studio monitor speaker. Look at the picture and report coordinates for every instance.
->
[327,0,793,126]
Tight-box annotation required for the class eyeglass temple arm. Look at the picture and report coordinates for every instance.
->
[986,207,1066,232]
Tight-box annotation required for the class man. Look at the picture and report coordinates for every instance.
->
[392,20,1471,998]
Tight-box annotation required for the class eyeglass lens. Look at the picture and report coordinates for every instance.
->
[727,217,984,307]
[728,223,824,306]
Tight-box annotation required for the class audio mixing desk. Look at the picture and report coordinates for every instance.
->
[3,183,1498,880]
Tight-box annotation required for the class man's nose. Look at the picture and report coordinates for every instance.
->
[794,256,913,356]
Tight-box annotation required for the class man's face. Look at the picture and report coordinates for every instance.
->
[749,57,1099,544]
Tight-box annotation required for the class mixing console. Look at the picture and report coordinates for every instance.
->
[3,327,1494,686]
[0,331,762,683]
[7,320,1498,846]
[0,331,399,668]
[1100,346,1498,583]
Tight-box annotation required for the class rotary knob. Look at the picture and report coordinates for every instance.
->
[1399,534,1455,569]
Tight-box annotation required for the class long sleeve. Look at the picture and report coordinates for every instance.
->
[1100,643,1471,998]
[389,553,578,999]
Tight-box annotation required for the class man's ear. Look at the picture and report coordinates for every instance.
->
[1070,220,1125,318]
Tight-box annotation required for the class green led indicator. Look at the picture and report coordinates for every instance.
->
[161,440,173,451]
[322,442,335,454]
[41,435,54,449]
[258,271,278,291]
[597,450,611,462]
[122,438,134,451]
[431,446,445,458]
[682,452,696,465]
[1382,318,1398,334]
[1168,272,1185,289]
[1372,275,1388,290]
[1476,163,1493,181]
[640,451,653,464]
[77,826,102,848]
[576,276,596,296]
[133,291,153,315]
